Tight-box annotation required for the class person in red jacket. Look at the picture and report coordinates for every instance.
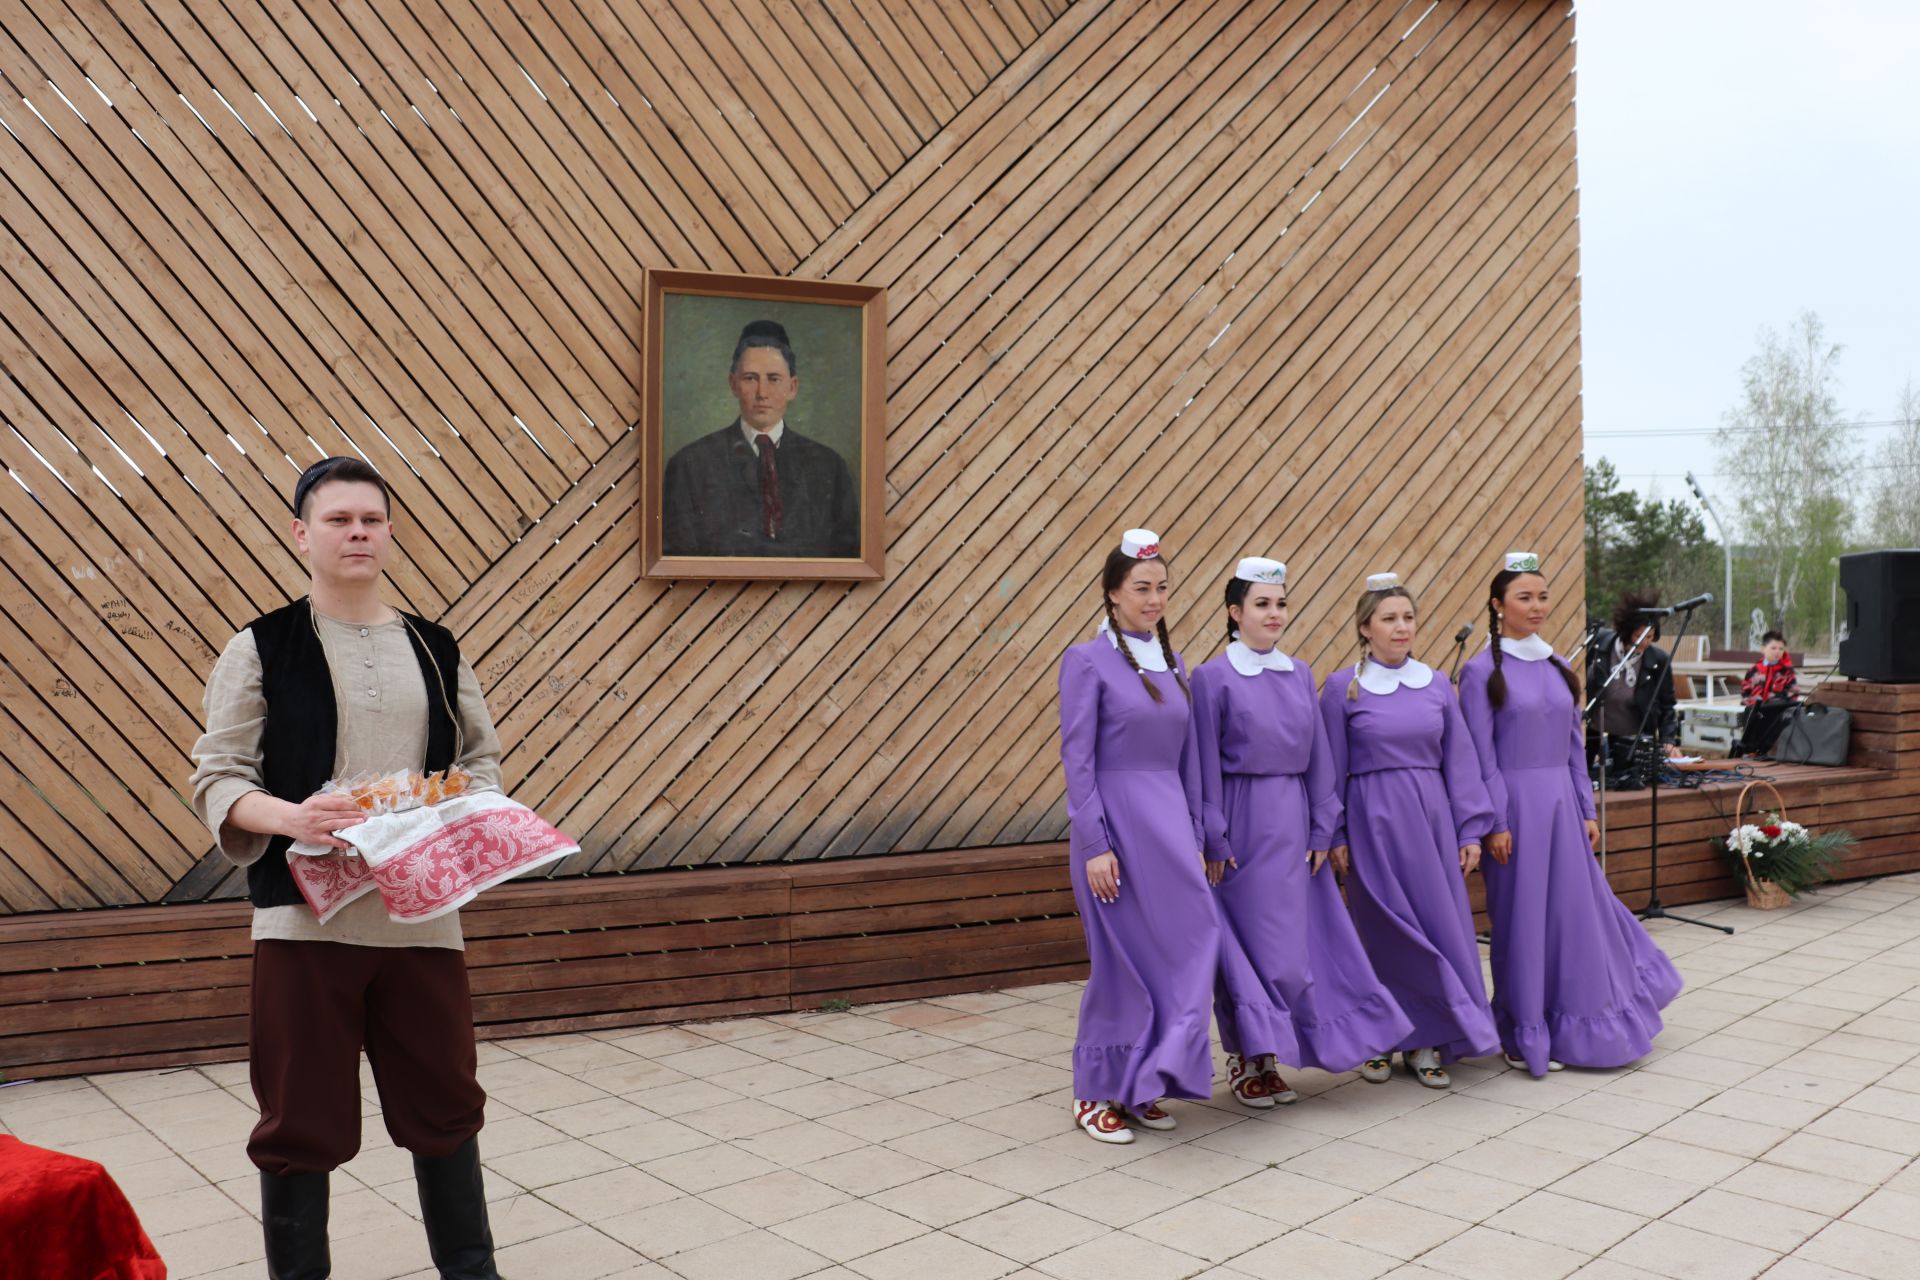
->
[1741,631,1800,705]
[1736,630,1800,756]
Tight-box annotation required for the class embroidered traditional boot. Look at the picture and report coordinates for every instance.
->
[1227,1054,1275,1108]
[1258,1055,1299,1105]
[414,1136,500,1279]
[260,1169,331,1280]
[1408,1046,1451,1089]
[1071,1098,1135,1144]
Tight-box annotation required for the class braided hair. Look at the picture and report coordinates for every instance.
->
[1102,548,1190,703]
[1487,569,1581,709]
[1347,583,1417,700]
[1156,619,1189,701]
[1487,593,1509,708]
[1223,577,1250,647]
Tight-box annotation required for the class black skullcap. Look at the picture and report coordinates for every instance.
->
[739,319,790,345]
[292,456,358,515]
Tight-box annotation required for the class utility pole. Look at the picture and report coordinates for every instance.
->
[1686,471,1732,651]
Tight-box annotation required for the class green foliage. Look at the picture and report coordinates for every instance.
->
[1584,458,1722,637]
[1712,816,1854,897]
[819,997,853,1012]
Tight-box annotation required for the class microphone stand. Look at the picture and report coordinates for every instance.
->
[1627,602,1732,934]
[1447,629,1473,681]
[1565,617,1604,667]
[1567,619,1607,866]
[1583,620,1650,874]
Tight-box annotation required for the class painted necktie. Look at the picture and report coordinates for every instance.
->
[756,434,783,540]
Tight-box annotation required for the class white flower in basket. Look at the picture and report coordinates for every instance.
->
[1715,788,1852,906]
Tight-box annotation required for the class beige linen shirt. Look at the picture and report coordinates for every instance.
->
[189,610,504,949]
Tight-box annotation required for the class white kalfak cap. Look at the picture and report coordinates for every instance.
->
[1365,572,1401,591]
[1235,557,1287,585]
[1504,551,1541,572]
[1119,528,1162,559]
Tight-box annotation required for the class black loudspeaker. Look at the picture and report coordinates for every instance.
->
[1838,550,1920,682]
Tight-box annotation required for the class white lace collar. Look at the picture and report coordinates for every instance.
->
[1356,656,1434,695]
[1227,639,1294,676]
[1098,617,1168,672]
[1498,633,1555,662]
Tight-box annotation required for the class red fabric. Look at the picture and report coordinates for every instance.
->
[1741,656,1799,705]
[756,434,783,539]
[0,1134,167,1279]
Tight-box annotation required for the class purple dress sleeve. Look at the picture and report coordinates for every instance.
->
[1302,665,1344,852]
[1318,673,1351,850]
[1566,670,1598,822]
[1177,657,1211,857]
[1058,647,1110,865]
[1455,659,1511,836]
[1192,668,1233,862]
[1439,683,1497,844]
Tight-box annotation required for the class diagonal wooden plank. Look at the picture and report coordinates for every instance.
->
[0,1,1585,912]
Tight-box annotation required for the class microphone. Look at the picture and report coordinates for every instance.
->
[1634,592,1714,619]
[1447,621,1475,680]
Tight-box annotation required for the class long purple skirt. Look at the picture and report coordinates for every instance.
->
[1483,767,1683,1075]
[1070,768,1217,1110]
[1214,772,1413,1070]
[1344,768,1500,1063]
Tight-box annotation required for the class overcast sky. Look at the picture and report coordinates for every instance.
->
[1575,1,1920,512]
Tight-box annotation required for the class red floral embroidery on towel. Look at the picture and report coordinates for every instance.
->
[289,803,576,923]
[374,806,576,921]
[291,851,378,922]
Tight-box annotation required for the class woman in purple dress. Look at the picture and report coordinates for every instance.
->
[1321,574,1501,1089]
[1058,528,1220,1143]
[1457,553,1683,1077]
[1194,558,1413,1107]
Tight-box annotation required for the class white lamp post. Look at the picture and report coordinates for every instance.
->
[1685,471,1732,651]
[1830,557,1840,658]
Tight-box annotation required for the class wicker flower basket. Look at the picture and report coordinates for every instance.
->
[1732,780,1793,910]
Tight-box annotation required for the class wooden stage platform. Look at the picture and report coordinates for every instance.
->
[4,682,1915,1080]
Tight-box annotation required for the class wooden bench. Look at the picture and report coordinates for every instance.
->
[0,845,1086,1080]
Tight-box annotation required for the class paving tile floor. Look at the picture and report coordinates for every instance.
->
[6,872,1920,1279]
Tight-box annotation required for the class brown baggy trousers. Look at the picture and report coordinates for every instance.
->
[247,940,486,1175]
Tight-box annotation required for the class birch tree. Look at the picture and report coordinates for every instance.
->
[1714,312,1858,641]
[1867,381,1920,548]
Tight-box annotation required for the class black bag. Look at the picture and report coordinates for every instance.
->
[1772,702,1852,766]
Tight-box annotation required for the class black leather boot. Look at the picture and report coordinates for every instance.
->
[414,1136,499,1279]
[259,1170,330,1280]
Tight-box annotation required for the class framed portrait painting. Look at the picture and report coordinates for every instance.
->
[640,268,886,580]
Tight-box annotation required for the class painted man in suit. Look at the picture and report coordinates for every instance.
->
[662,319,860,559]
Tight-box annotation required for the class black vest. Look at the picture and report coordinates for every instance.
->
[247,599,463,907]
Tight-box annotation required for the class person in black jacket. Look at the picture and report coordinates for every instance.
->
[662,319,860,559]
[190,457,504,1279]
[1586,590,1683,783]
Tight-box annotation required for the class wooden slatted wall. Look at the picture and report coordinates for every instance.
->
[0,0,1581,914]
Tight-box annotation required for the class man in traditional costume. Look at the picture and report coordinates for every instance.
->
[191,456,504,1279]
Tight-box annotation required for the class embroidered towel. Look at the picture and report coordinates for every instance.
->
[288,791,577,924]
